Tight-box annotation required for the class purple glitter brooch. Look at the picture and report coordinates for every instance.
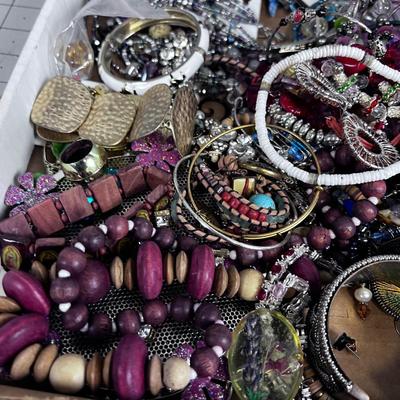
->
[131,131,181,172]
[4,172,58,216]
[174,341,230,400]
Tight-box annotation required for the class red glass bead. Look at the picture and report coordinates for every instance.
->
[292,9,304,24]
[221,191,232,202]
[257,289,267,301]
[259,213,267,222]
[247,209,260,220]
[238,204,250,215]
[366,97,379,114]
[229,197,241,209]
[271,263,282,274]
[336,45,368,75]
[279,92,307,117]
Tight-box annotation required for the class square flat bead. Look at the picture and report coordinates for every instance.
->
[89,175,122,213]
[146,184,167,206]
[146,166,171,190]
[59,186,94,223]
[28,199,65,236]
[118,165,147,197]
[0,213,34,239]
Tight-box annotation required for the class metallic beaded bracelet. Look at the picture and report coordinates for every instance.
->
[308,254,400,397]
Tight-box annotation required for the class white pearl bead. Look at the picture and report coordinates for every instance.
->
[74,242,85,252]
[99,224,108,234]
[58,269,71,278]
[59,303,71,313]
[354,284,372,303]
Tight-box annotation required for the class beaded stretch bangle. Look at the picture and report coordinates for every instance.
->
[255,44,400,186]
[173,154,292,251]
[0,164,171,239]
[186,124,323,241]
[193,161,291,229]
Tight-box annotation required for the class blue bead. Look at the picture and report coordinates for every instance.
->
[87,196,94,204]
[249,194,276,210]
[107,167,118,175]
[343,199,354,216]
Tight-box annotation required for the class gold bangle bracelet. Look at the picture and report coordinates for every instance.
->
[186,124,323,240]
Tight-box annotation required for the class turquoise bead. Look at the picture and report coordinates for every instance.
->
[249,194,276,210]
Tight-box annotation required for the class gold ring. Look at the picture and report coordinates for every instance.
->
[60,139,107,182]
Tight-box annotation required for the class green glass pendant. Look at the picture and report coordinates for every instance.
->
[228,308,303,400]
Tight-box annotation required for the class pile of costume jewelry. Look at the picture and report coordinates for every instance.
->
[2,1,400,400]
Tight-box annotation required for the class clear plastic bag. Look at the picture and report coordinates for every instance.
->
[54,0,168,80]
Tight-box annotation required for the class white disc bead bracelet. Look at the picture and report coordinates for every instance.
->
[255,44,400,186]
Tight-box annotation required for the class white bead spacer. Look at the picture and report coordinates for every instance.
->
[306,188,312,195]
[99,224,108,234]
[59,303,71,313]
[330,150,336,158]
[193,303,201,312]
[329,230,336,239]
[58,269,71,278]
[171,240,178,251]
[138,311,144,323]
[74,242,85,252]
[257,250,263,259]
[151,228,156,237]
[128,220,135,231]
[229,250,237,260]
[80,323,89,333]
[112,320,117,333]
[167,303,171,313]
[212,346,224,357]
[215,319,224,325]
[189,368,198,381]
[321,205,331,214]
[352,217,361,226]
[368,196,379,205]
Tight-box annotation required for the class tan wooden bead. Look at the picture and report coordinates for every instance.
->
[0,296,20,313]
[49,262,57,281]
[238,269,264,301]
[31,260,49,285]
[175,250,188,283]
[124,258,135,290]
[10,343,42,380]
[102,350,113,387]
[226,265,240,298]
[86,352,103,392]
[33,344,59,383]
[213,265,228,297]
[148,354,164,396]
[111,256,124,289]
[163,252,174,285]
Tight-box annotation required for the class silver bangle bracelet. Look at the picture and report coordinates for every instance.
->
[98,8,209,95]
[308,254,400,395]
